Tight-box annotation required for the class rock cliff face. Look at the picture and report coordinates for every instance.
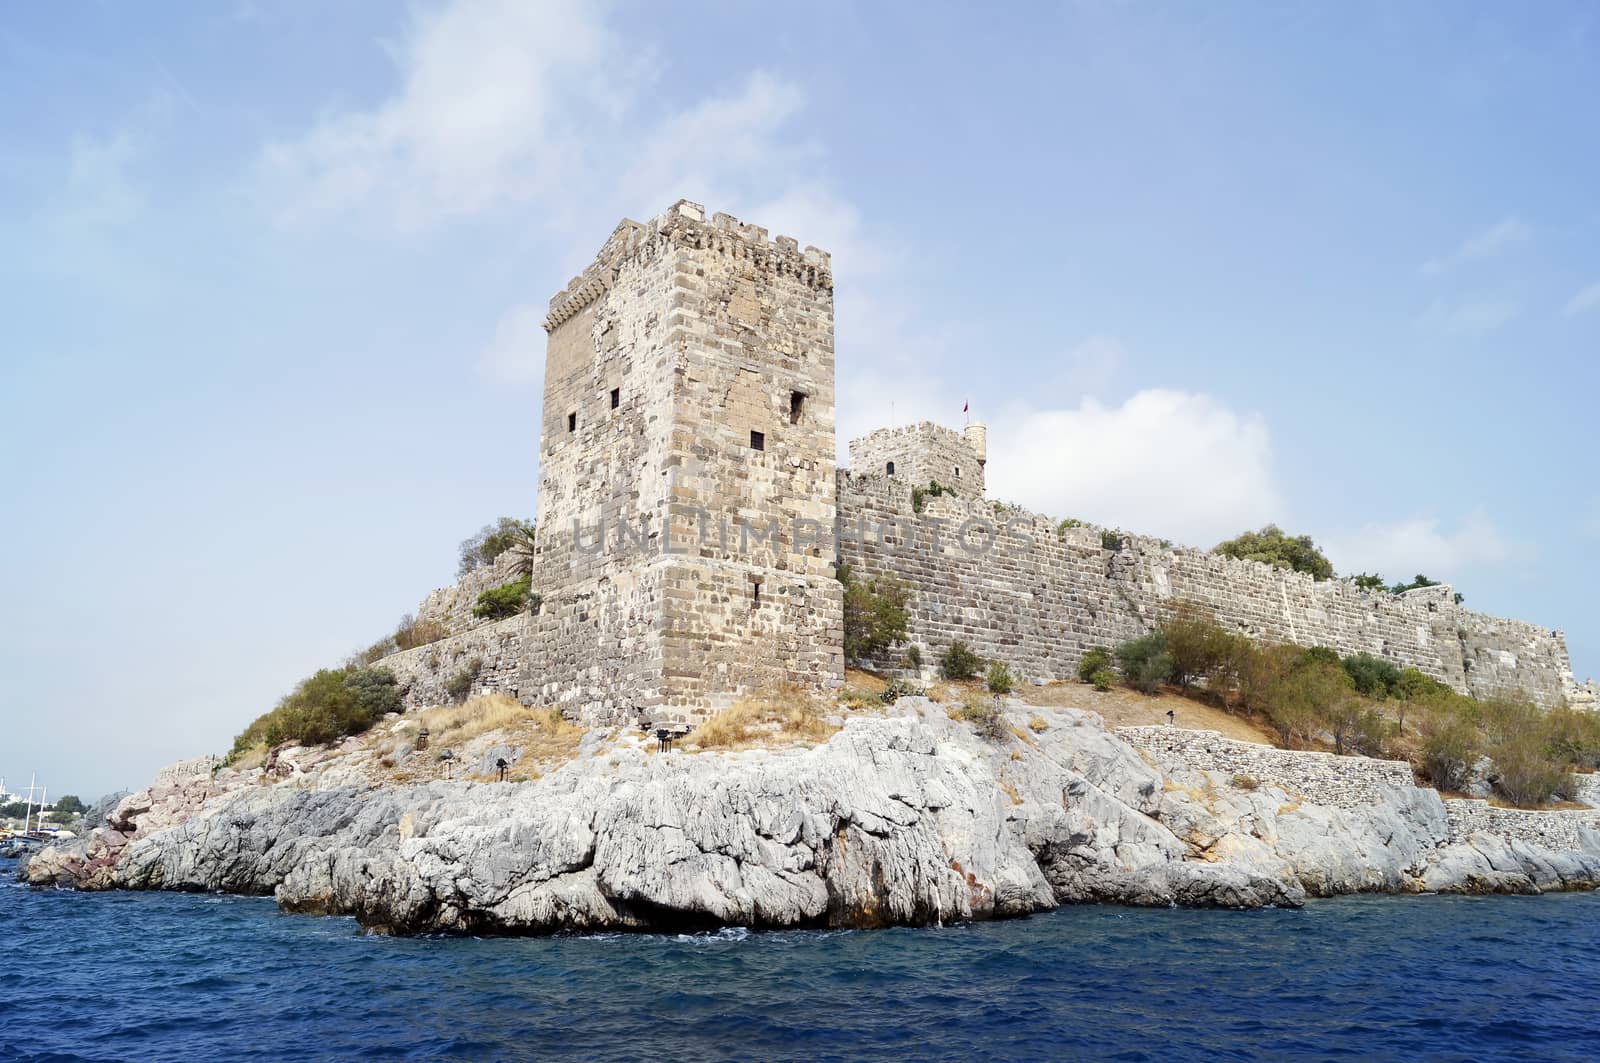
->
[20,700,1600,935]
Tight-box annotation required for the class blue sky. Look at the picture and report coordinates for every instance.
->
[3,1,1596,799]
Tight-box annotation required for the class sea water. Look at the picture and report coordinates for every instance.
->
[4,859,1598,1062]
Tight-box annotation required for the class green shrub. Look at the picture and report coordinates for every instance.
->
[1342,652,1403,699]
[1545,705,1600,771]
[1262,659,1350,748]
[394,614,448,651]
[1418,710,1480,792]
[445,658,484,702]
[839,564,911,663]
[1101,530,1125,551]
[230,666,403,758]
[911,480,949,514]
[985,661,1015,694]
[1114,633,1174,694]
[459,517,536,577]
[1161,602,1236,691]
[1089,668,1117,692]
[1058,518,1085,534]
[1349,572,1387,592]
[1393,667,1447,701]
[473,575,535,620]
[1213,524,1334,581]
[1077,647,1112,684]
[940,640,982,680]
[904,643,923,670]
[957,696,1008,741]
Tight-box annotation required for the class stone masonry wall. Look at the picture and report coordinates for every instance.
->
[527,201,841,724]
[1119,726,1600,845]
[1117,726,1415,809]
[376,615,528,710]
[415,552,523,637]
[836,472,1579,705]
[848,422,985,499]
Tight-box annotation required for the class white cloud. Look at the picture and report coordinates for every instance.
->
[1323,512,1514,582]
[1422,215,1530,274]
[1418,296,1518,336]
[478,302,549,383]
[983,389,1284,547]
[261,0,634,228]
[1564,280,1600,316]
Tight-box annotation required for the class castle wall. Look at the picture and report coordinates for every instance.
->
[1116,727,1416,809]
[1120,726,1600,845]
[848,421,984,499]
[414,552,524,637]
[525,202,843,724]
[375,614,529,710]
[837,473,1578,705]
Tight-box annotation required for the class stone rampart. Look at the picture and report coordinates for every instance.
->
[415,553,523,636]
[374,614,528,710]
[836,478,1578,705]
[848,421,984,499]
[1443,800,1600,851]
[1116,726,1415,809]
[1119,725,1600,849]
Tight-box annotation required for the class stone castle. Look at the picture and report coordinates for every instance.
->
[374,200,1598,721]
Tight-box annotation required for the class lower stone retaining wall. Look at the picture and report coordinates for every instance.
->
[1118,726,1600,850]
[373,615,528,710]
[1444,801,1600,851]
[1116,726,1415,809]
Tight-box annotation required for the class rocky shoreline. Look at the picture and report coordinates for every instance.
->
[20,698,1600,935]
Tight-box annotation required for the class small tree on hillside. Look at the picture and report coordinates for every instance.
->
[459,518,537,578]
[839,564,911,664]
[1213,525,1334,581]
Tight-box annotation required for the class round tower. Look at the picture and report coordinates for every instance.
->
[963,421,987,467]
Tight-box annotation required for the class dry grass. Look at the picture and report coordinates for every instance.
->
[844,668,889,694]
[231,743,269,771]
[416,694,532,747]
[383,695,583,784]
[1020,682,1278,745]
[1027,715,1049,733]
[689,685,838,751]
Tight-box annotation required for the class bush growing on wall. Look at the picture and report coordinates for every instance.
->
[394,614,448,652]
[458,517,536,578]
[940,640,982,680]
[838,564,911,663]
[445,657,484,703]
[1213,524,1334,581]
[473,575,537,620]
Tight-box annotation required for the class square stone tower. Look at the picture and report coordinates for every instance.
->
[527,200,843,722]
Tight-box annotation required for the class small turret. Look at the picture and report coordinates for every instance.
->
[963,422,988,467]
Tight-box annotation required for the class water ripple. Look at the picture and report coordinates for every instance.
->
[3,858,1600,1061]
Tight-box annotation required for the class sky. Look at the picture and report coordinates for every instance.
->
[2,1,1597,799]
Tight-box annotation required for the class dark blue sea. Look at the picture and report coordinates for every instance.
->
[4,859,1598,1062]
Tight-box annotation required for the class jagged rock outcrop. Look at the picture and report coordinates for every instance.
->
[20,699,1600,934]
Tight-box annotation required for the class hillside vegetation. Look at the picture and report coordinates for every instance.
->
[1070,601,1600,808]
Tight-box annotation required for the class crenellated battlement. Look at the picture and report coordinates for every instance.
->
[544,200,832,331]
